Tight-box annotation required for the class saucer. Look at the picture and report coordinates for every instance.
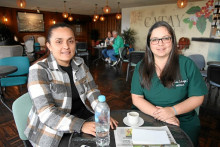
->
[123,117,144,127]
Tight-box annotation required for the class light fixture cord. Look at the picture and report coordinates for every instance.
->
[64,1,67,12]
[118,2,120,13]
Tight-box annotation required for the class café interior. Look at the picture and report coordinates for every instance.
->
[0,0,220,146]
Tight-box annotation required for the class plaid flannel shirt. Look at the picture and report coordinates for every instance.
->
[24,54,100,147]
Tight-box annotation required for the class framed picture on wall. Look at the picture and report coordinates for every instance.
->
[17,12,44,32]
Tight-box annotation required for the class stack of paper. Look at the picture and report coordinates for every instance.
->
[132,129,170,145]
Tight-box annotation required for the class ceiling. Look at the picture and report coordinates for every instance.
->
[0,0,202,15]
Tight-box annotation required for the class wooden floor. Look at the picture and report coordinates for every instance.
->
[0,57,220,147]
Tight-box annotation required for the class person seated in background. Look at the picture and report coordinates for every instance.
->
[102,31,114,64]
[24,23,118,147]
[108,30,124,66]
[131,21,207,146]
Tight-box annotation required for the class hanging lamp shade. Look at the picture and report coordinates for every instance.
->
[103,0,111,14]
[16,0,26,8]
[116,2,121,20]
[177,0,188,8]
[93,18,97,22]
[62,1,68,18]
[68,8,73,21]
[100,16,105,21]
[116,13,122,20]
[93,4,99,20]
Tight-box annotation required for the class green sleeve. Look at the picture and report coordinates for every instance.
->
[186,59,208,97]
[112,36,124,54]
[131,62,144,95]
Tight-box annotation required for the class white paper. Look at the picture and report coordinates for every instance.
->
[114,126,179,147]
[132,129,171,145]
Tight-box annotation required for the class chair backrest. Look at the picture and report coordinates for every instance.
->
[188,54,205,70]
[34,42,41,52]
[0,45,23,59]
[24,37,35,53]
[12,93,32,140]
[37,36,46,46]
[0,56,30,76]
[118,47,125,59]
[129,51,145,64]
[76,42,88,52]
[207,64,220,86]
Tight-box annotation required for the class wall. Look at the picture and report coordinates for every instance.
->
[121,0,214,62]
[0,6,91,43]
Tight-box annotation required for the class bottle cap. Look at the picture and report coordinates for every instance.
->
[98,95,106,102]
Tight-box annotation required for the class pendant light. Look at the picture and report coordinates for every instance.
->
[93,4,99,20]
[116,2,122,20]
[177,0,188,8]
[100,7,105,21]
[62,1,69,18]
[103,0,111,14]
[68,8,73,21]
[16,0,26,8]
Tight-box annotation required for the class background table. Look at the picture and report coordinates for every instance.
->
[207,61,220,65]
[93,46,107,64]
[69,110,193,147]
[0,66,18,112]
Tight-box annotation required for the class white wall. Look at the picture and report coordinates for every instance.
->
[121,0,214,62]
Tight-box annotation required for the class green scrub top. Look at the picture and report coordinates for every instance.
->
[131,55,208,146]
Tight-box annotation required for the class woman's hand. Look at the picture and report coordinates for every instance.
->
[164,117,180,126]
[153,106,175,121]
[81,122,96,136]
[110,117,118,129]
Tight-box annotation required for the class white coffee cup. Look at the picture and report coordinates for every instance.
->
[127,111,139,125]
[101,43,104,46]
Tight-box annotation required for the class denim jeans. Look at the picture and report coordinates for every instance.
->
[107,49,117,61]
[102,48,108,58]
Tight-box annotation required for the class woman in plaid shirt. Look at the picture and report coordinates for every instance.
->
[24,23,118,147]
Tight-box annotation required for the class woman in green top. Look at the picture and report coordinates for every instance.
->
[131,21,207,146]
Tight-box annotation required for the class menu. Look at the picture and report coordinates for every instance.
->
[114,126,180,147]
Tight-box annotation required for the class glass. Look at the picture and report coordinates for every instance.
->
[150,36,172,45]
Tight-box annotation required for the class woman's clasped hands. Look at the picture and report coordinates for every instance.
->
[153,106,180,126]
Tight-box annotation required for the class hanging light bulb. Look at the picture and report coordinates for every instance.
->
[100,8,105,21]
[116,2,122,20]
[103,0,111,14]
[93,17,97,22]
[52,19,56,24]
[16,0,26,8]
[93,4,99,20]
[62,1,69,18]
[3,16,8,22]
[68,8,73,21]
[177,0,188,8]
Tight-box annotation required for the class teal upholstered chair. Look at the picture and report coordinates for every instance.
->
[12,93,32,147]
[0,56,30,111]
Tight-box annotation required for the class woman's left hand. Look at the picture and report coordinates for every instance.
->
[110,117,118,129]
[153,106,175,121]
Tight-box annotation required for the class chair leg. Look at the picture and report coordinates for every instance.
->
[126,64,130,82]
[215,87,219,99]
[0,95,12,112]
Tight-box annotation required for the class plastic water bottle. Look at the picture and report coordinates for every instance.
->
[95,95,110,147]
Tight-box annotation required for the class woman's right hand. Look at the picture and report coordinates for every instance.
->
[81,122,96,136]
[164,117,180,126]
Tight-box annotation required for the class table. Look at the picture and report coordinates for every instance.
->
[68,110,193,147]
[207,61,220,65]
[0,66,18,112]
[93,46,107,64]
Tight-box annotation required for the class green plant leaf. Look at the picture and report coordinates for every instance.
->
[196,16,206,34]
[183,18,190,23]
[189,21,193,29]
[208,15,213,23]
[186,6,201,14]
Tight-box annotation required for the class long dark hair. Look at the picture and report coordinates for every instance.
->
[139,21,180,89]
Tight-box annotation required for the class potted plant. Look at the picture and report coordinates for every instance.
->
[121,28,136,48]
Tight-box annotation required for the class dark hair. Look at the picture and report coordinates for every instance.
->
[139,21,180,89]
[47,23,74,43]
